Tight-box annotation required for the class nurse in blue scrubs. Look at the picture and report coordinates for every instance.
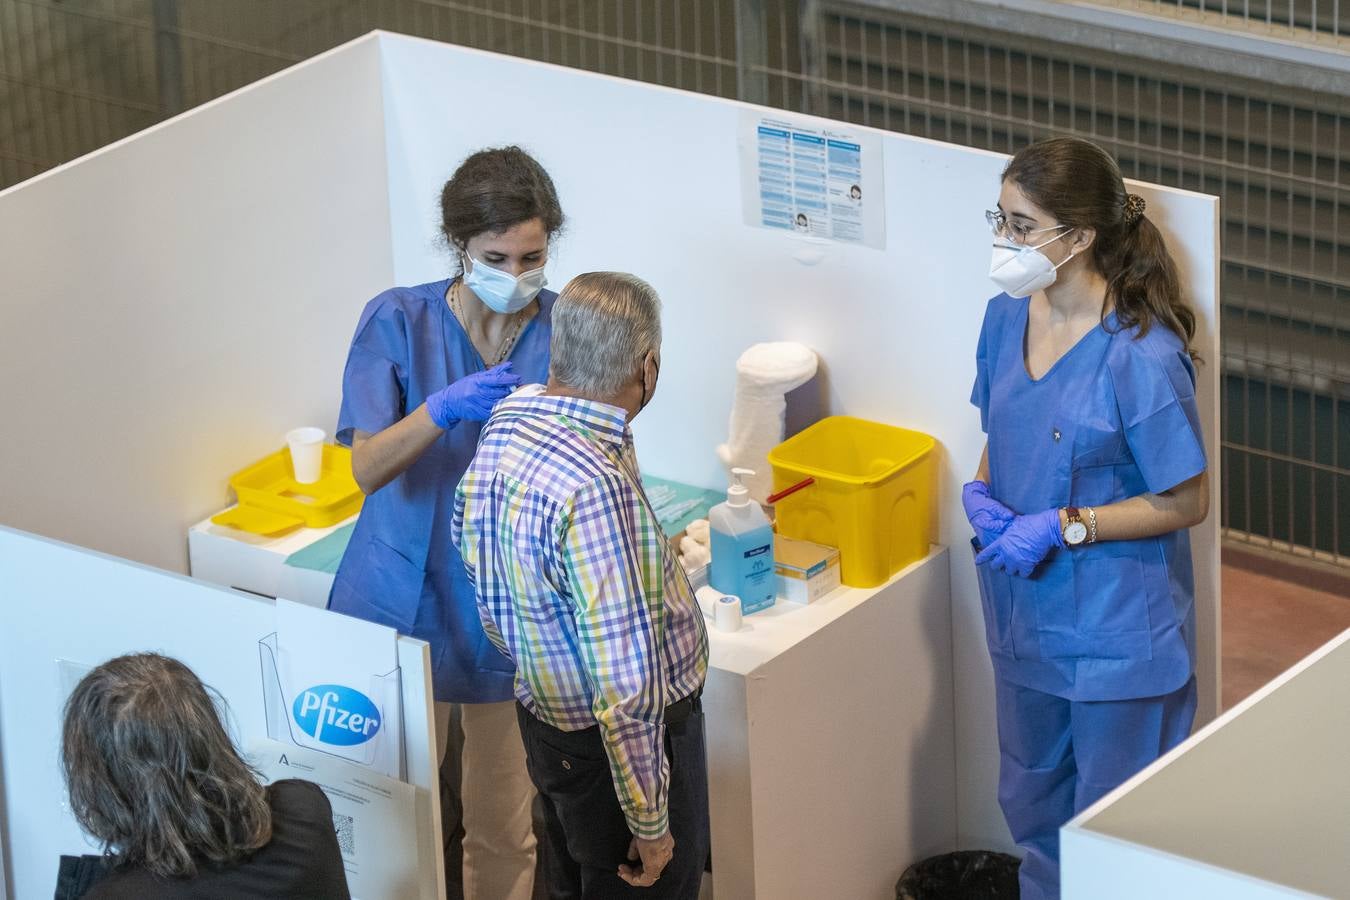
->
[962,137,1210,900]
[329,146,563,900]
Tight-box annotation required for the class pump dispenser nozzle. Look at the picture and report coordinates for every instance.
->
[728,467,755,507]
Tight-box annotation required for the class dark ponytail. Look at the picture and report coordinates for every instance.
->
[1002,137,1200,360]
[1100,211,1197,360]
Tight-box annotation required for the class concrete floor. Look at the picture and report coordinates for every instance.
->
[1221,554,1350,710]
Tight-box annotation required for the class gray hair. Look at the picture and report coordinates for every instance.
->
[62,653,272,876]
[549,272,662,396]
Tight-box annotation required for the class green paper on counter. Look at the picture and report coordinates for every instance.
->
[641,475,723,538]
[283,522,357,574]
[282,476,716,573]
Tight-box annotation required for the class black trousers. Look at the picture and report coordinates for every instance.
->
[516,702,710,900]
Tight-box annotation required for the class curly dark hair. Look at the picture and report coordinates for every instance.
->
[61,653,272,877]
[440,145,565,260]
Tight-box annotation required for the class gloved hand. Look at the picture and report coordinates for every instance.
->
[425,362,521,429]
[962,480,1016,549]
[974,509,1065,577]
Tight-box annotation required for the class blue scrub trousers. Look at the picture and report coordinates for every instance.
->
[995,675,1198,900]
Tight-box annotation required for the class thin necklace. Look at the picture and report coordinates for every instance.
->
[452,280,528,366]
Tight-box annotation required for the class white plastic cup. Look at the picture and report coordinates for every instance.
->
[286,427,326,484]
[714,594,744,632]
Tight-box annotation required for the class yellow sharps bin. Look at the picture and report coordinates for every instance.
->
[767,416,936,588]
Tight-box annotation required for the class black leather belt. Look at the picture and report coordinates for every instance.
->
[521,685,705,733]
[664,685,704,727]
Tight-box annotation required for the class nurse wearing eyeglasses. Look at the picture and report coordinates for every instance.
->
[963,137,1210,900]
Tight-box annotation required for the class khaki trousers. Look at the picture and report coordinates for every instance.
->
[435,699,537,900]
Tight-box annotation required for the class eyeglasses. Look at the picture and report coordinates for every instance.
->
[985,209,1067,245]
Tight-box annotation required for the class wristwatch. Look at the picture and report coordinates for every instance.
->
[1062,507,1088,547]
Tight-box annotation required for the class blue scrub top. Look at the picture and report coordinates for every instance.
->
[328,278,555,704]
[971,293,1206,702]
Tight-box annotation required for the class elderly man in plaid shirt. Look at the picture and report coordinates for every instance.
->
[452,271,710,897]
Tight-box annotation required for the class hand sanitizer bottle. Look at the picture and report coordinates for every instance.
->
[708,468,776,614]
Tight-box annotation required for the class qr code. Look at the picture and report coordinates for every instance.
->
[333,812,355,857]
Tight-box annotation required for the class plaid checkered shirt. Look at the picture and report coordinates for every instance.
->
[451,387,709,839]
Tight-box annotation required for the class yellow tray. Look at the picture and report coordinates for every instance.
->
[212,443,364,536]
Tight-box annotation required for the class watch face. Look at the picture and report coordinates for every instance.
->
[1065,521,1088,545]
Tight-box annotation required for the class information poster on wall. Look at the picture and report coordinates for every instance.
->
[739,110,886,249]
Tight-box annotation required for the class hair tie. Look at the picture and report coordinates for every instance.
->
[1124,193,1147,226]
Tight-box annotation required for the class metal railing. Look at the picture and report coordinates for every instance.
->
[806,0,1350,565]
[2,0,1347,566]
[1069,0,1348,41]
[0,0,758,187]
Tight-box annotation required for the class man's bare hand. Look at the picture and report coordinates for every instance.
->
[618,832,675,887]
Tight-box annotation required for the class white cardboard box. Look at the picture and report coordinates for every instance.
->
[774,536,841,604]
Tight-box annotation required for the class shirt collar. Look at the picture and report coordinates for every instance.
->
[496,385,631,450]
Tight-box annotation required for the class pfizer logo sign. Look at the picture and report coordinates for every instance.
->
[292,685,382,746]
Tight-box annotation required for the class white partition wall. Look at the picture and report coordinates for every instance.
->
[0,35,394,575]
[0,526,443,900]
[0,30,1220,856]
[1063,629,1350,898]
[376,32,1221,850]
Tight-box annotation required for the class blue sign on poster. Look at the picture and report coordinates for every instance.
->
[292,684,382,746]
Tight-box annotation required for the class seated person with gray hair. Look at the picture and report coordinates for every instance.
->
[452,272,710,897]
[59,653,349,899]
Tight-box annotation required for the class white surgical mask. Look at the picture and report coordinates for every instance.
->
[463,255,547,314]
[988,229,1075,298]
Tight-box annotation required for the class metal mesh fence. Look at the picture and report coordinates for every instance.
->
[1,0,1346,565]
[1067,0,1347,41]
[808,3,1350,565]
[0,0,755,186]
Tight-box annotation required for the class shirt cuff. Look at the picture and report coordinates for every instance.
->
[625,806,670,841]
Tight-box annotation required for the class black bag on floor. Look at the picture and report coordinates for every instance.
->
[895,850,1020,900]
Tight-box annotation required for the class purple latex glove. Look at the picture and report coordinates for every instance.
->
[962,480,1016,549]
[974,509,1066,577]
[426,362,521,428]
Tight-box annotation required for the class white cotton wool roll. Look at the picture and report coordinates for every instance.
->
[716,342,818,505]
[679,536,711,571]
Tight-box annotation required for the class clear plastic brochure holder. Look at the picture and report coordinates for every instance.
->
[258,632,405,780]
